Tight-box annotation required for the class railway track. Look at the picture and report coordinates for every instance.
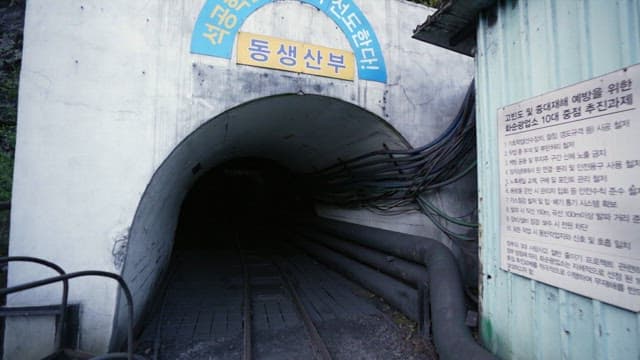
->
[136,231,433,359]
[239,241,333,360]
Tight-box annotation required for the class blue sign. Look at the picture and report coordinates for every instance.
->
[191,0,387,83]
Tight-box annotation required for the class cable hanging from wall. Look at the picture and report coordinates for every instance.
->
[304,80,479,246]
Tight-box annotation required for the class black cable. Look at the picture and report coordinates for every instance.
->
[304,80,479,244]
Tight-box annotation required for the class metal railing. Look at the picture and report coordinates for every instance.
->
[0,256,69,352]
[0,256,142,360]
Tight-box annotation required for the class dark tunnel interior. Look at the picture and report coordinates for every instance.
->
[133,158,440,359]
[174,157,314,251]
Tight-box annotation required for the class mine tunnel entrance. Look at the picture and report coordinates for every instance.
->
[133,158,436,359]
[118,92,479,359]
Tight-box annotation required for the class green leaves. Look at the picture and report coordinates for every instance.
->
[0,3,22,202]
[408,0,442,9]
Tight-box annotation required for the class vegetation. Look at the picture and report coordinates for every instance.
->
[0,67,18,202]
[409,0,442,8]
[0,0,23,254]
[0,0,22,203]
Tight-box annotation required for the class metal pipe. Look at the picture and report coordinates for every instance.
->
[293,237,418,322]
[0,256,68,352]
[301,217,496,360]
[0,270,136,360]
[293,228,427,287]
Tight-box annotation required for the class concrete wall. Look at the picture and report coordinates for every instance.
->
[8,0,473,357]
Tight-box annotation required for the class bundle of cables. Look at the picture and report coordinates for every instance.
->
[305,80,479,246]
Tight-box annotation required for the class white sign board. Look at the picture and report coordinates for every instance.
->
[498,64,640,311]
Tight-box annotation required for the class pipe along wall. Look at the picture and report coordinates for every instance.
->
[137,156,492,359]
[287,217,495,360]
[126,82,484,358]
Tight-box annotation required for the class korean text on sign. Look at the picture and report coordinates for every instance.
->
[191,0,388,83]
[497,63,640,312]
[326,0,384,76]
[236,32,355,81]
[201,1,255,46]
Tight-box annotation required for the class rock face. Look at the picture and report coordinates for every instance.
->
[0,1,22,129]
[0,2,23,71]
[0,2,24,253]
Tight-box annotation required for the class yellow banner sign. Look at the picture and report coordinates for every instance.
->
[237,32,355,81]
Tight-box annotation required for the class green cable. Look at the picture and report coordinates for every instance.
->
[417,196,479,228]
[423,160,477,190]
[420,204,478,242]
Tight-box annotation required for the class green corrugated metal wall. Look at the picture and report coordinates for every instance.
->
[476,0,640,359]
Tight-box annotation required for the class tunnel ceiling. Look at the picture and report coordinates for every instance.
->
[188,94,411,173]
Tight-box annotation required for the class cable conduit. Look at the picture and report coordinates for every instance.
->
[299,217,496,360]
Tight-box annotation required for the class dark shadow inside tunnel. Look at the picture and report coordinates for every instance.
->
[116,94,478,359]
[114,94,422,352]
[174,157,313,252]
[133,158,438,359]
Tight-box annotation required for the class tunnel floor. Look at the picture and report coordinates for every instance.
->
[133,233,435,360]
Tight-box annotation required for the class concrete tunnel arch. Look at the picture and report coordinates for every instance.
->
[112,93,411,347]
[6,1,475,355]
